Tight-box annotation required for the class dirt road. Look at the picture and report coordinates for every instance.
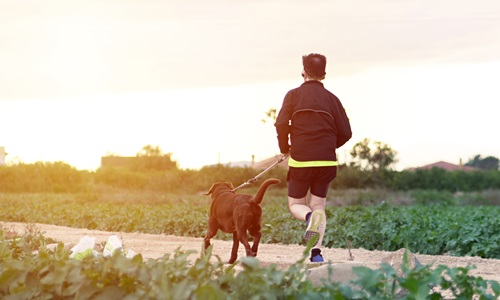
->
[4,222,500,283]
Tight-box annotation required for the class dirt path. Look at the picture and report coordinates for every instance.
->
[4,222,500,283]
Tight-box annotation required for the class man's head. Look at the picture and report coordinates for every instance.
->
[302,53,326,80]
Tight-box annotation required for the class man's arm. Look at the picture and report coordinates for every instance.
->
[274,93,293,154]
[335,104,352,149]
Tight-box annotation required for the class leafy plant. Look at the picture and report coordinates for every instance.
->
[1,231,499,299]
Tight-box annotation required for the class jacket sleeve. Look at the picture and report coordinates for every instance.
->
[335,101,352,149]
[274,92,293,154]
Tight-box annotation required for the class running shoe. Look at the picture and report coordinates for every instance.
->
[310,248,324,262]
[304,210,322,245]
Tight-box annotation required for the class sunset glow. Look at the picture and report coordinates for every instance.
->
[1,0,499,170]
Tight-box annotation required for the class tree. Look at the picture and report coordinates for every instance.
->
[465,154,499,170]
[261,108,277,124]
[137,145,163,157]
[349,138,398,171]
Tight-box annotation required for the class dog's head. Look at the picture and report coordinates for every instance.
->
[204,182,234,197]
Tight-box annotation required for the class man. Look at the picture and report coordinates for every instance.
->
[274,53,352,262]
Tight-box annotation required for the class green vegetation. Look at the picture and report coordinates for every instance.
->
[1,227,499,299]
[325,204,500,258]
[0,162,91,193]
[466,154,500,170]
[1,161,500,193]
[349,138,398,171]
[2,191,500,259]
[332,167,500,192]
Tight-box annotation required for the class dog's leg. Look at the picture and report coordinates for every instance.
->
[203,218,219,251]
[236,227,254,258]
[248,226,261,257]
[229,232,240,264]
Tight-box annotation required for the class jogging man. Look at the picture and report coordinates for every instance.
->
[274,53,352,262]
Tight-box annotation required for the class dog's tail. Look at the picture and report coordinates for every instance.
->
[250,178,281,205]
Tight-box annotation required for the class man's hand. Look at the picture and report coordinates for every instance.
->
[279,153,290,163]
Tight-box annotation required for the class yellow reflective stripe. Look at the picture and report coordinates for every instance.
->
[288,157,339,168]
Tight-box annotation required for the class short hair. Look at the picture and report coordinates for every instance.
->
[302,53,326,80]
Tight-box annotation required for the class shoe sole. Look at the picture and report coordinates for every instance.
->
[304,211,323,244]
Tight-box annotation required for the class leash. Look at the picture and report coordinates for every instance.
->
[232,154,289,192]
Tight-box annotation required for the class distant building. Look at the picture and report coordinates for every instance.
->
[0,146,6,166]
[407,160,478,172]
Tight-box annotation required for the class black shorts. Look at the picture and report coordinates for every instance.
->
[287,166,337,198]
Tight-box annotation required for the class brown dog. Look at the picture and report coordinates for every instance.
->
[203,178,280,264]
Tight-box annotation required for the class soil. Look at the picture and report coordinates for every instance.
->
[4,222,500,284]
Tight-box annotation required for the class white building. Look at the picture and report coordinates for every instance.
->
[0,147,6,166]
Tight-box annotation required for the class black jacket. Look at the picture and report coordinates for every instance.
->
[274,81,352,162]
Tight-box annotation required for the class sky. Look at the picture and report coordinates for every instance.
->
[1,0,500,171]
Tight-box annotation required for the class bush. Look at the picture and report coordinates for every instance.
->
[392,169,500,192]
[2,159,500,194]
[410,189,456,205]
[0,162,89,193]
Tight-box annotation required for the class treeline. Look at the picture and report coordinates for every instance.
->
[1,161,500,193]
[333,166,500,192]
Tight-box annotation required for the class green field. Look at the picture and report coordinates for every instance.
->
[2,188,500,259]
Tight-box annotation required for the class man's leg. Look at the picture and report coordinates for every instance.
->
[288,194,326,247]
[288,196,311,221]
[308,194,326,248]
[307,166,335,251]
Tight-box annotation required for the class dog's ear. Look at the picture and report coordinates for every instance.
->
[203,183,217,196]
[203,182,234,195]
